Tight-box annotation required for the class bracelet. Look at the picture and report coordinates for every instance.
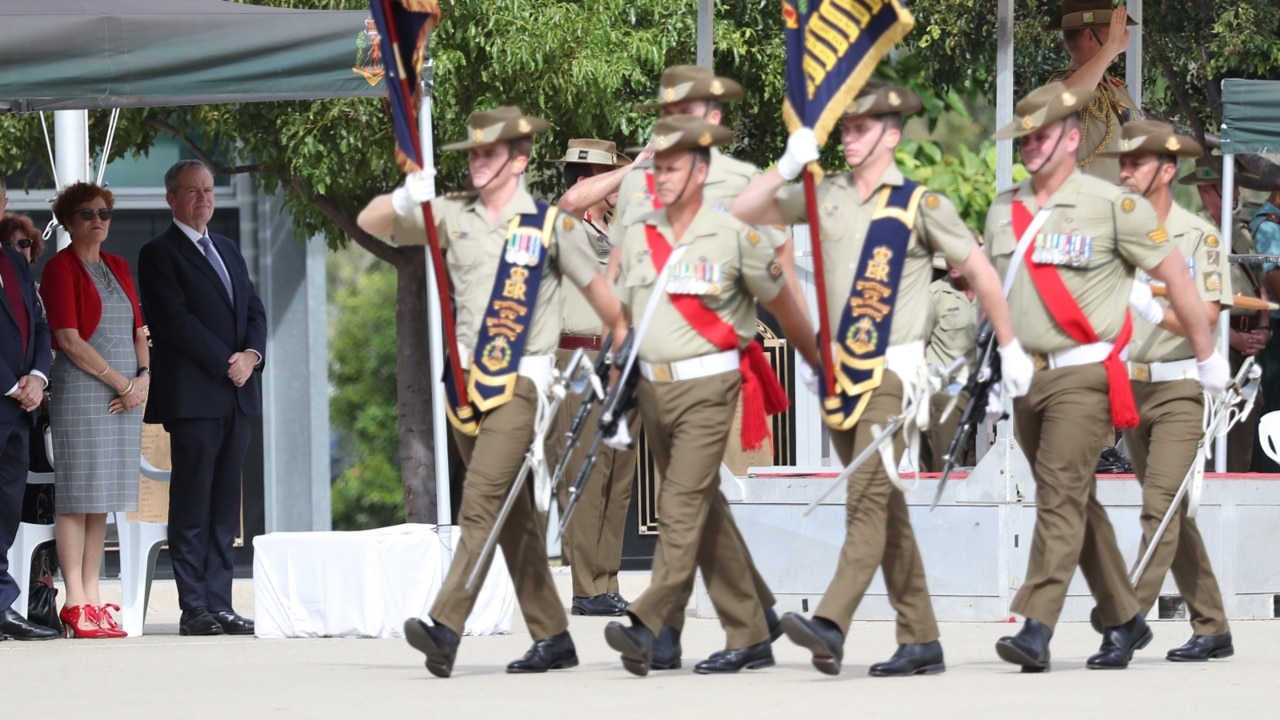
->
[122,380,135,396]
[98,364,111,377]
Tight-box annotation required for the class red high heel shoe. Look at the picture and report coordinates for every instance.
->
[91,604,128,638]
[59,604,114,639]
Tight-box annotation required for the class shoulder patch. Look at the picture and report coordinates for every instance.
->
[1148,228,1169,245]
[1121,197,1136,213]
[747,230,761,246]
[924,193,940,210]
[1205,234,1220,248]
[1205,272,1222,292]
[563,217,575,231]
[768,261,783,281]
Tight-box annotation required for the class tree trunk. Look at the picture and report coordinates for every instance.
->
[393,246,438,523]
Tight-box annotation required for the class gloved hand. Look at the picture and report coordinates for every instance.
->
[998,338,1034,398]
[1197,352,1230,400]
[1128,280,1164,326]
[391,171,435,217]
[603,415,634,451]
[796,357,820,397]
[776,127,821,181]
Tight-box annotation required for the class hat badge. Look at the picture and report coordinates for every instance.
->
[517,118,531,133]
[654,135,671,151]
[1165,136,1181,152]
[471,128,485,143]
[1021,115,1035,130]
[887,91,901,107]
[663,87,676,102]
[698,131,713,147]
[709,79,724,96]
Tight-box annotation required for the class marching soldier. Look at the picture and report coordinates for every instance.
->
[602,115,818,676]
[922,254,980,471]
[547,138,635,617]
[984,83,1227,672]
[734,81,1030,677]
[356,107,627,678]
[1097,120,1235,662]
[1046,1,1142,184]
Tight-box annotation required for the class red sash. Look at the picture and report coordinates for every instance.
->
[642,173,787,450]
[1012,200,1138,428]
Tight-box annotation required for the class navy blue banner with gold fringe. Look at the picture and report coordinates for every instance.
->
[368,0,441,173]
[821,180,925,430]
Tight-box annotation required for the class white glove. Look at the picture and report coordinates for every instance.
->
[776,128,821,181]
[391,171,435,217]
[796,357,819,397]
[603,415,634,451]
[998,338,1034,399]
[1128,280,1164,326]
[1197,352,1231,400]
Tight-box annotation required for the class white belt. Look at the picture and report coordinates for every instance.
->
[640,349,740,383]
[1031,341,1113,370]
[1129,357,1199,383]
[458,343,555,394]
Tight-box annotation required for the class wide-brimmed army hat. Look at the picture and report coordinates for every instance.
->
[635,65,744,110]
[1096,120,1202,158]
[627,115,733,155]
[1178,158,1221,186]
[843,80,922,118]
[1046,0,1140,30]
[441,106,550,151]
[992,82,1097,140]
[547,138,630,167]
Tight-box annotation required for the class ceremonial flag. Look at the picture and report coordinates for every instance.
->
[368,0,441,172]
[781,0,915,145]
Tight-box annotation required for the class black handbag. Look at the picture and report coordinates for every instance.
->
[27,545,62,635]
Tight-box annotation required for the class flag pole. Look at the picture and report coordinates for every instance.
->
[802,168,835,397]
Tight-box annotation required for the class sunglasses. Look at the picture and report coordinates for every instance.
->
[3,238,34,249]
[75,208,113,221]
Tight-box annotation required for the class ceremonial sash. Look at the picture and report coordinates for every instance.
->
[820,182,925,430]
[1011,199,1139,428]
[443,201,559,434]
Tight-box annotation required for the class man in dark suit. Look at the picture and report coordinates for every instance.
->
[138,160,266,637]
[0,232,58,641]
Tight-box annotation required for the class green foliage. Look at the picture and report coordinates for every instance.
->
[332,455,405,530]
[897,141,1027,237]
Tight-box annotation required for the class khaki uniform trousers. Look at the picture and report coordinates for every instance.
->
[1123,379,1230,636]
[432,376,567,640]
[626,371,771,649]
[816,371,940,643]
[551,347,638,597]
[1011,363,1139,630]
[921,388,974,472]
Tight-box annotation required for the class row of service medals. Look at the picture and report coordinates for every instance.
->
[1032,233,1092,268]
[667,262,723,296]
[504,232,544,267]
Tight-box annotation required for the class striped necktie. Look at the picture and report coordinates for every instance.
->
[197,235,234,302]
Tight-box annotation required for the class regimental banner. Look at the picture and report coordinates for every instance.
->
[368,0,441,172]
[781,0,915,145]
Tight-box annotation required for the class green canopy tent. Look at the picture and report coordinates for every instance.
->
[0,0,382,112]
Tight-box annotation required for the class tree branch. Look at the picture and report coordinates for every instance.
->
[291,175,403,266]
[1156,50,1206,147]
[140,117,258,175]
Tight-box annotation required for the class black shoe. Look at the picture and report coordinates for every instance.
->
[869,640,946,677]
[995,619,1052,673]
[604,620,654,677]
[1087,613,1153,669]
[651,626,682,670]
[178,608,224,637]
[210,610,255,636]
[694,641,775,674]
[507,630,579,673]
[571,593,628,617]
[765,607,783,642]
[1167,632,1233,662]
[0,608,59,641]
[404,617,460,678]
[780,612,845,676]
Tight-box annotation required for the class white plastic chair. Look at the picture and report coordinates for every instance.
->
[12,427,56,621]
[113,455,170,637]
[1258,411,1280,466]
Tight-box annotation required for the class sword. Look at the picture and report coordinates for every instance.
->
[1229,254,1280,264]
[546,333,613,499]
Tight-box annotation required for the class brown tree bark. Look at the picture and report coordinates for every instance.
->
[392,246,438,524]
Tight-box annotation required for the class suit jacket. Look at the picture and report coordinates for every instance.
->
[138,222,267,423]
[0,245,52,424]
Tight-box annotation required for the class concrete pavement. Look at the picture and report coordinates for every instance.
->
[2,569,1276,719]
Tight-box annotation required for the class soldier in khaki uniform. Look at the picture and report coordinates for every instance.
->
[984,83,1228,672]
[922,256,980,471]
[734,81,1030,677]
[1095,121,1235,662]
[1046,2,1142,184]
[356,107,626,678]
[545,139,636,617]
[602,115,818,677]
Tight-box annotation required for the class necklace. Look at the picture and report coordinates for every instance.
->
[85,260,114,292]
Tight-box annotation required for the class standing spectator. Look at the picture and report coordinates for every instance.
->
[138,160,266,637]
[41,183,147,638]
[0,213,47,266]
[921,256,979,472]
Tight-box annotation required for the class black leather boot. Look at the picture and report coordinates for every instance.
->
[693,641,775,674]
[507,630,579,673]
[868,640,946,677]
[1166,632,1234,662]
[1087,613,1153,669]
[604,620,655,677]
[650,626,682,670]
[995,619,1052,673]
[780,612,845,676]
[404,617,460,678]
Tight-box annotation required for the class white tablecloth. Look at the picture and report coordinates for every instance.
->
[252,523,514,638]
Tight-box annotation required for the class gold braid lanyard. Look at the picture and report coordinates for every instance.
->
[1047,70,1126,169]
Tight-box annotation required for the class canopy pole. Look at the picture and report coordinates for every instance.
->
[53,109,88,250]
[995,0,1014,188]
[1216,150,1235,473]
[696,0,713,69]
[1125,0,1142,105]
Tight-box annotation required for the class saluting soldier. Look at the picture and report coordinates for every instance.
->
[984,83,1228,673]
[734,81,1029,677]
[1046,1,1142,184]
[922,254,980,471]
[546,138,636,617]
[602,115,818,677]
[1095,120,1235,662]
[356,107,627,678]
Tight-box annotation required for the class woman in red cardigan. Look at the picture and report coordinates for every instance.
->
[39,182,148,639]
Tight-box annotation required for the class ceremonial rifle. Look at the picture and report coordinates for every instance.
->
[930,320,1002,510]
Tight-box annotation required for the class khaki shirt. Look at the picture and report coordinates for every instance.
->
[392,187,600,355]
[616,204,784,364]
[775,166,976,346]
[1053,66,1141,184]
[1129,203,1231,362]
[615,148,789,250]
[561,218,611,336]
[986,170,1171,353]
[926,279,978,379]
[1228,223,1262,318]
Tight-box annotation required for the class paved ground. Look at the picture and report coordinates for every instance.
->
[3,569,1277,719]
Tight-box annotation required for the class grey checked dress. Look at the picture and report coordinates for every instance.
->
[50,261,141,514]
